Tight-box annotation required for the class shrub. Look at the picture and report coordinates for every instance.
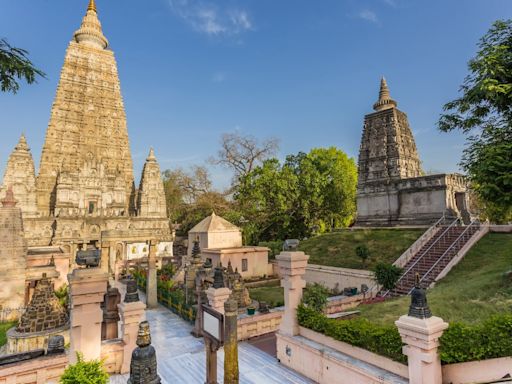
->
[374,263,402,291]
[440,314,512,364]
[60,353,109,384]
[54,284,69,310]
[355,244,370,267]
[302,283,329,312]
[297,305,405,363]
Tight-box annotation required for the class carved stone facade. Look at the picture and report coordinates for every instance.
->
[0,135,38,218]
[356,79,469,226]
[0,2,171,260]
[0,189,27,318]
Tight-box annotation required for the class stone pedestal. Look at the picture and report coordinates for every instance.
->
[118,300,146,374]
[206,287,232,315]
[276,251,309,336]
[146,241,158,309]
[101,287,121,340]
[68,268,108,363]
[395,315,448,384]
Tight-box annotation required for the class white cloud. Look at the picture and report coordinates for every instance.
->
[168,0,253,36]
[358,9,379,24]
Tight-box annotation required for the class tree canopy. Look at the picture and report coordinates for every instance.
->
[0,39,46,94]
[439,20,512,222]
[235,147,357,243]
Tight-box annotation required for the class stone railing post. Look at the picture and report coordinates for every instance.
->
[206,287,232,315]
[68,268,108,363]
[276,251,309,336]
[395,279,448,384]
[146,240,158,308]
[223,298,239,384]
[118,298,146,373]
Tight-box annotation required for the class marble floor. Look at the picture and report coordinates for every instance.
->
[110,306,313,384]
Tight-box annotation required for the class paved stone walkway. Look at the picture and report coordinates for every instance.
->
[110,306,313,384]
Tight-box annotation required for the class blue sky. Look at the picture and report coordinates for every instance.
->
[1,0,511,189]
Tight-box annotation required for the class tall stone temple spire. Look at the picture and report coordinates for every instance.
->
[137,148,167,218]
[0,134,38,217]
[0,0,171,252]
[36,0,135,217]
[357,77,422,186]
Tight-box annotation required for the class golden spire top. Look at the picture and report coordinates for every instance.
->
[87,0,97,13]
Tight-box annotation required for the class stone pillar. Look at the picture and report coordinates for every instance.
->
[100,241,110,275]
[223,298,239,384]
[395,315,448,384]
[276,251,309,336]
[146,240,158,308]
[205,338,218,384]
[206,287,231,315]
[118,299,146,374]
[68,268,108,363]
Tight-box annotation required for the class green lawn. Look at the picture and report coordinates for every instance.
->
[248,286,284,308]
[359,233,512,325]
[299,228,423,269]
[0,321,16,347]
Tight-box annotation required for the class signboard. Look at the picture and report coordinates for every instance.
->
[201,305,224,344]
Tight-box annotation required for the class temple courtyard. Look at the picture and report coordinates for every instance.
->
[109,304,312,384]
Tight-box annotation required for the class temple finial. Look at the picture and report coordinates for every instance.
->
[87,0,97,13]
[373,76,397,111]
[147,147,156,161]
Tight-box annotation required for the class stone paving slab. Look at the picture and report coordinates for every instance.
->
[110,306,313,384]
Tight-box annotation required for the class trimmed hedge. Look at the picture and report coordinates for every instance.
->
[297,305,406,363]
[299,305,512,365]
[440,314,512,364]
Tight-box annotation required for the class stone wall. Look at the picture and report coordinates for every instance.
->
[0,353,68,384]
[237,311,282,341]
[304,264,376,292]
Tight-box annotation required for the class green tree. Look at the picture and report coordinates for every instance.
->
[0,39,46,94]
[60,353,109,384]
[236,147,357,242]
[374,263,402,291]
[439,20,512,223]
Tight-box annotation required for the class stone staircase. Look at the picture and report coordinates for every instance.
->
[384,219,481,297]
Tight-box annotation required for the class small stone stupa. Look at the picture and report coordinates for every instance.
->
[128,321,161,384]
[7,275,69,354]
[16,276,68,333]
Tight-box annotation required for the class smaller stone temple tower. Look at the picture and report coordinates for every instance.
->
[0,135,38,218]
[355,78,468,226]
[137,148,167,218]
[0,188,28,319]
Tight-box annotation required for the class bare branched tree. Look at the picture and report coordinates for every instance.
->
[209,132,279,182]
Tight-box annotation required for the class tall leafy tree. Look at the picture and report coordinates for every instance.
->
[0,39,46,94]
[236,147,357,243]
[439,20,512,222]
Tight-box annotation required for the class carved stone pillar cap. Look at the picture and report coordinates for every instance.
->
[224,298,238,313]
[136,321,151,348]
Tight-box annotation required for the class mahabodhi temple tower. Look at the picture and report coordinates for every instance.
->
[355,78,469,226]
[0,0,171,268]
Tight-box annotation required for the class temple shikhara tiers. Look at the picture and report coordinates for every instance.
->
[0,0,171,280]
[355,78,470,226]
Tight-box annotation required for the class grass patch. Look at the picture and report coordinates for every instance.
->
[359,233,512,325]
[249,286,284,308]
[0,321,16,347]
[299,228,423,269]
